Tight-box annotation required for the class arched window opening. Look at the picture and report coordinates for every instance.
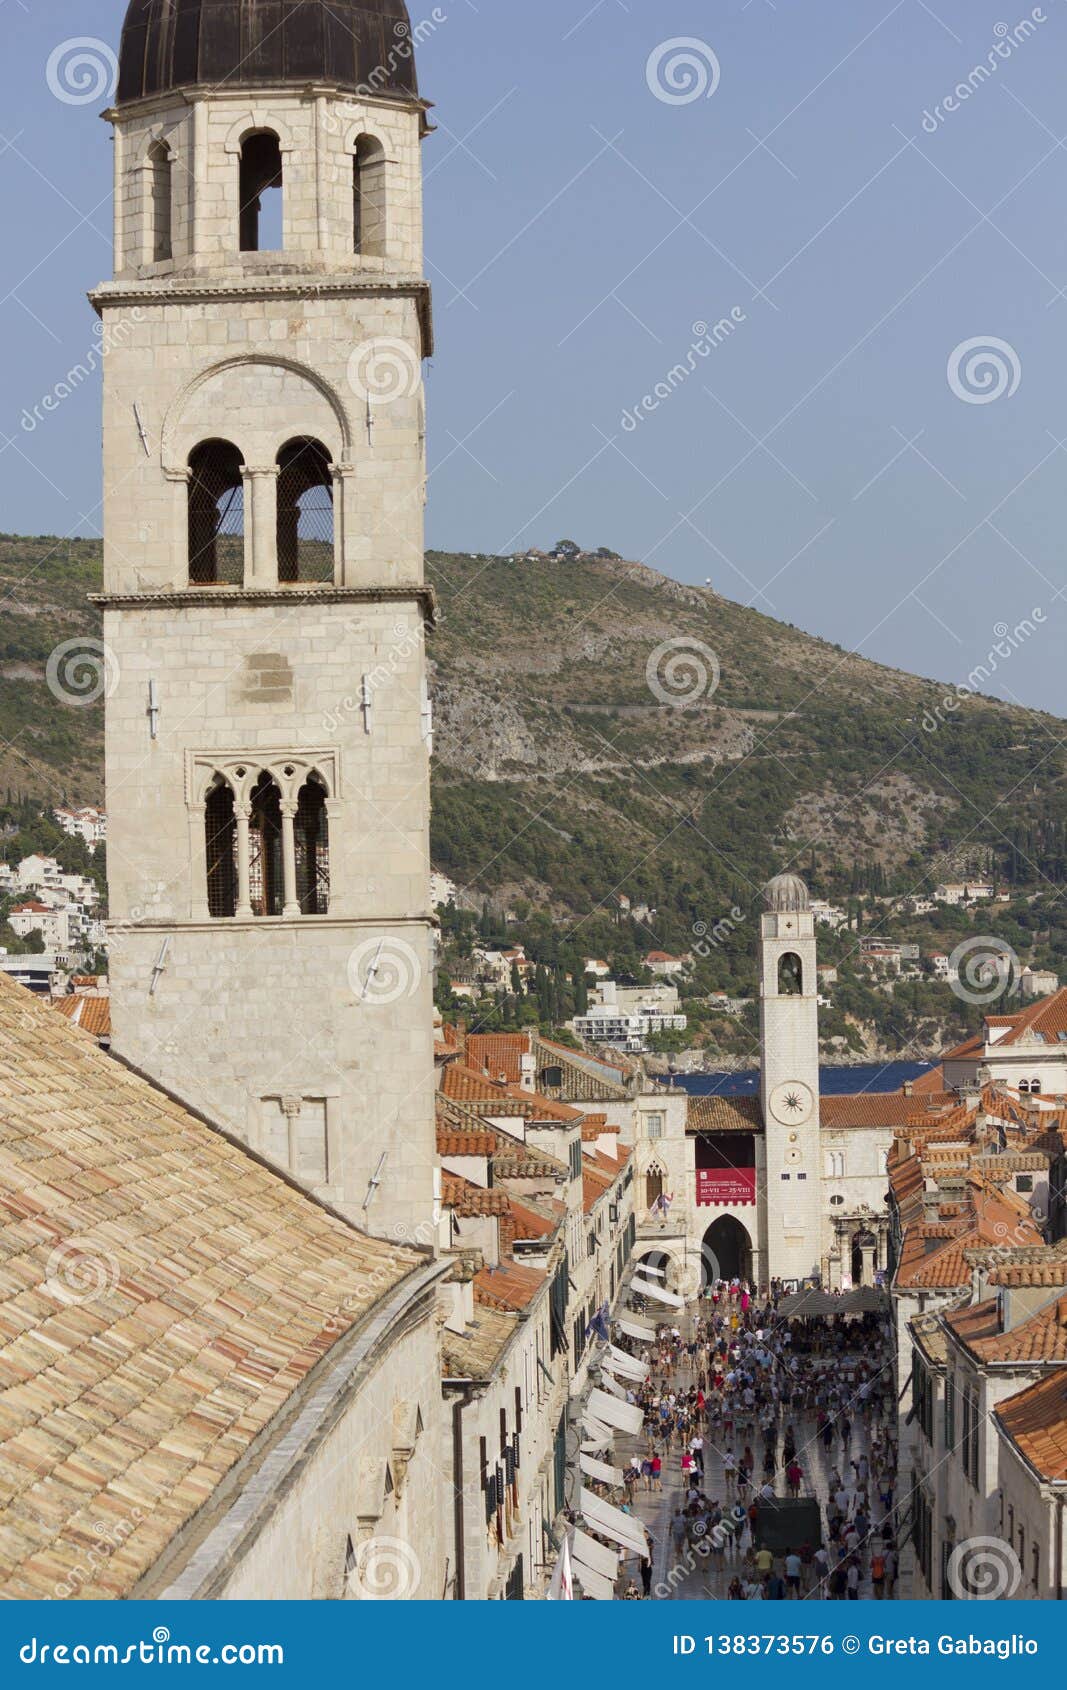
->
[778,951,804,996]
[188,440,244,584]
[276,438,334,584]
[644,1165,665,1215]
[295,773,331,915]
[148,140,173,262]
[248,772,284,917]
[353,135,387,257]
[239,131,284,252]
[205,779,237,918]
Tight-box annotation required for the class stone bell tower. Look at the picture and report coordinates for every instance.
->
[759,874,823,1284]
[92,0,437,1241]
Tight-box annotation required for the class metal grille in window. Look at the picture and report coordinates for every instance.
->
[276,438,334,584]
[511,1431,521,1471]
[188,441,244,584]
[248,773,283,917]
[485,1472,497,1526]
[205,781,237,917]
[295,776,330,915]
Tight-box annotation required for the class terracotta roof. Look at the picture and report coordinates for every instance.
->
[436,1129,496,1158]
[465,1034,529,1085]
[947,1293,1067,1364]
[474,1260,546,1312]
[0,971,422,1600]
[996,1372,1067,1480]
[822,1091,958,1128]
[581,1117,615,1140]
[440,1176,510,1218]
[507,1198,562,1241]
[441,1305,520,1380]
[988,1261,1067,1289]
[52,996,111,1040]
[943,988,1067,1059]
[686,1095,763,1134]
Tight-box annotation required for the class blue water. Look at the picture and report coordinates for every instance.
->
[663,1060,933,1098]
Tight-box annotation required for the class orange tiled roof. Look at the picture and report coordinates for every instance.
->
[440,1175,510,1217]
[474,1260,546,1312]
[52,994,111,1039]
[507,1198,562,1241]
[436,1128,497,1158]
[989,1261,1067,1289]
[465,1033,529,1084]
[0,971,423,1600]
[947,1294,1067,1364]
[822,1091,959,1128]
[996,1372,1067,1480]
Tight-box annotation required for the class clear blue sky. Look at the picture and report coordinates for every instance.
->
[2,0,1066,714]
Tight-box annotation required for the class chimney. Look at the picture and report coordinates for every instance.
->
[903,1081,914,1098]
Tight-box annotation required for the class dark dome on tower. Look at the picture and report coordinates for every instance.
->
[117,0,420,106]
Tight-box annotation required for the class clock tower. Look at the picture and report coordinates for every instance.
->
[759,874,822,1285]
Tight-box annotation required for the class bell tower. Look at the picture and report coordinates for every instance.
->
[759,875,822,1284]
[93,0,437,1241]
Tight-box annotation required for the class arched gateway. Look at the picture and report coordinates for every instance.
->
[702,1216,753,1285]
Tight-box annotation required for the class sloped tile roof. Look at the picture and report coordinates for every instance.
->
[465,1033,529,1084]
[0,973,421,1600]
[52,996,111,1040]
[996,1372,1067,1480]
[440,1176,510,1218]
[474,1260,546,1312]
[441,1305,520,1380]
[821,1091,959,1128]
[436,1129,497,1158]
[686,1096,763,1134]
[947,1293,1067,1363]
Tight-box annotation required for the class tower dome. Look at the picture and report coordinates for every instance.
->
[117,0,420,106]
[764,873,810,914]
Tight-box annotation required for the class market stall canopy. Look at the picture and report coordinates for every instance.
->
[777,1286,890,1319]
[581,1414,615,1446]
[572,1561,615,1600]
[633,1261,666,1277]
[598,1368,628,1400]
[571,1528,619,1582]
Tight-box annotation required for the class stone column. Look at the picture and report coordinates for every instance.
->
[861,1239,876,1287]
[281,1096,303,1174]
[164,469,190,588]
[243,466,279,586]
[112,121,125,271]
[234,803,253,919]
[191,98,208,261]
[188,803,209,921]
[280,800,300,918]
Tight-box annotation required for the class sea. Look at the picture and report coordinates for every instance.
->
[662,1060,934,1099]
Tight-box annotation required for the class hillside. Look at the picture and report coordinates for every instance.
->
[427,549,1067,918]
[2,534,1065,929]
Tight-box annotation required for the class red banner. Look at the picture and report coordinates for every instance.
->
[696,1168,756,1207]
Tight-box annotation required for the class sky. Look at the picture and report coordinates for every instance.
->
[2,0,1067,714]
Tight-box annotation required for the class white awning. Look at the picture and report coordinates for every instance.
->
[608,1345,649,1381]
[617,1318,657,1343]
[546,1536,574,1601]
[617,1309,657,1333]
[598,1368,628,1399]
[572,1561,615,1601]
[570,1528,619,1582]
[580,1488,648,1557]
[634,1261,666,1278]
[580,1453,625,1487]
[631,1276,684,1308]
[581,1412,615,1445]
[585,1388,644,1436]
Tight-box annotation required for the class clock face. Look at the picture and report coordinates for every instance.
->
[769,1080,815,1127]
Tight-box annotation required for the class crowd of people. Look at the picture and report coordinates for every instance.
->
[584,1278,901,1601]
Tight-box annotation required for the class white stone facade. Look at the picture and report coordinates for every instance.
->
[96,79,436,1242]
[759,902,824,1283]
